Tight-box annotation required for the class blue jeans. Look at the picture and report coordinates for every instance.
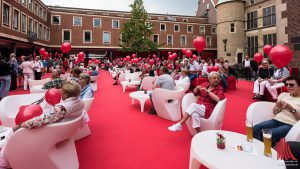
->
[253,119,292,147]
[252,71,258,82]
[0,75,11,98]
[188,74,198,81]
[220,74,228,92]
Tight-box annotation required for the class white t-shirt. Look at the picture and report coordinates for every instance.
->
[175,76,190,85]
[244,60,250,67]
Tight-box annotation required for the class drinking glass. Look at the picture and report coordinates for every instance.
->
[246,120,253,142]
[218,120,223,131]
[262,129,272,157]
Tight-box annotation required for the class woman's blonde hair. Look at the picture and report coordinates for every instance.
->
[61,81,81,98]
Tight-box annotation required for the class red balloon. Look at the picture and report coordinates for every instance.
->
[78,52,85,62]
[153,55,157,59]
[253,53,263,63]
[269,45,293,69]
[186,50,192,58]
[149,59,155,65]
[194,36,206,52]
[132,54,136,58]
[126,55,131,61]
[15,105,43,125]
[43,52,49,59]
[168,52,171,55]
[212,66,219,72]
[207,66,213,73]
[88,60,93,64]
[167,64,173,69]
[172,53,177,60]
[168,55,173,60]
[61,42,71,53]
[143,63,148,69]
[192,54,197,60]
[45,88,62,106]
[39,48,46,55]
[263,45,273,55]
[182,48,187,54]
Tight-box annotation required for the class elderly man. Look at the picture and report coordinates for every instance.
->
[42,69,65,89]
[149,66,175,115]
[79,73,94,99]
[168,72,225,132]
[253,76,300,147]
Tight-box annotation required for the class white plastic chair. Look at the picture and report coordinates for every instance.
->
[3,113,84,169]
[0,93,45,127]
[182,93,227,135]
[140,76,157,91]
[118,73,126,83]
[28,78,51,94]
[152,86,185,121]
[246,101,300,142]
[74,98,94,141]
[176,83,190,93]
[90,76,99,91]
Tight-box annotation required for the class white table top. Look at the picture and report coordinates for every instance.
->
[0,127,13,148]
[129,91,150,99]
[191,130,286,169]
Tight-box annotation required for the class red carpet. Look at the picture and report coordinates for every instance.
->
[75,71,255,169]
[7,71,255,169]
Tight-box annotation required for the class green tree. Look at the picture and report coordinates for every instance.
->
[120,0,158,53]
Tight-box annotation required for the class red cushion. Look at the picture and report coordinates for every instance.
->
[227,76,236,90]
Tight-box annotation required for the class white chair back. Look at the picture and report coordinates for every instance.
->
[82,98,94,112]
[140,76,157,90]
[0,93,45,127]
[90,76,98,91]
[4,113,84,169]
[28,78,51,94]
[152,86,185,121]
[176,83,190,92]
[118,73,126,83]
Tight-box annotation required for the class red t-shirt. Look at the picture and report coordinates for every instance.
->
[195,82,225,119]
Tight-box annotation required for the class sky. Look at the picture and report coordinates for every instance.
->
[41,0,199,16]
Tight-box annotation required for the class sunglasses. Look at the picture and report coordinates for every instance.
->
[285,83,296,87]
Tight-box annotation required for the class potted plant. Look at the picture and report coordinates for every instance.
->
[216,132,226,149]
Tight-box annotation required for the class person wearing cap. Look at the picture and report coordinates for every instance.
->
[168,71,225,132]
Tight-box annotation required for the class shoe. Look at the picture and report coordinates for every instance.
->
[252,95,258,99]
[113,82,118,85]
[168,123,182,131]
[148,108,157,115]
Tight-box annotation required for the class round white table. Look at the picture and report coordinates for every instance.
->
[129,91,150,112]
[189,130,286,169]
[121,80,140,92]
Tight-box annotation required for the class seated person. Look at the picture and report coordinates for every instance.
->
[42,69,65,89]
[187,58,201,81]
[0,81,84,168]
[175,68,190,85]
[216,57,229,92]
[253,60,274,100]
[253,76,300,147]
[266,66,290,100]
[149,66,175,115]
[202,58,212,77]
[168,72,225,132]
[79,73,94,99]
[70,67,82,83]
[91,66,99,76]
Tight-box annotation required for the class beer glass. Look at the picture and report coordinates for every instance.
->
[144,89,147,94]
[246,120,253,142]
[129,79,131,82]
[262,129,272,157]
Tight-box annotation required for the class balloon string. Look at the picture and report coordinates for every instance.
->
[30,97,45,105]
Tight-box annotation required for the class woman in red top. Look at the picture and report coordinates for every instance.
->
[168,72,225,132]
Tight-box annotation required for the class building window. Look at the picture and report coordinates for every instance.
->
[247,36,258,58]
[13,9,20,30]
[43,26,47,40]
[43,11,47,21]
[28,0,32,10]
[34,20,38,33]
[73,16,82,26]
[263,34,277,46]
[200,26,205,34]
[183,19,188,23]
[167,35,173,45]
[21,13,27,33]
[158,17,164,21]
[153,34,159,44]
[212,26,216,34]
[180,35,186,46]
[247,11,258,30]
[51,15,61,25]
[21,0,26,6]
[28,17,33,32]
[63,30,71,42]
[34,3,38,15]
[103,32,111,44]
[38,24,42,38]
[174,24,180,32]
[47,28,50,41]
[112,20,120,29]
[206,36,211,47]
[2,3,11,27]
[39,7,42,17]
[230,23,235,33]
[263,5,276,27]
[145,22,152,29]
[84,30,92,43]
[93,18,102,27]
[160,23,166,31]
[187,25,193,33]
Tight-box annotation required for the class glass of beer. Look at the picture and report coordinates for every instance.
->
[262,129,272,157]
[129,79,131,82]
[144,89,147,94]
[246,120,253,142]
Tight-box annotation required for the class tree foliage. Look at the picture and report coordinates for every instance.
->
[120,0,158,53]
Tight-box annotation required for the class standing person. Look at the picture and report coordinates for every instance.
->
[242,56,252,81]
[33,56,43,80]
[251,59,259,82]
[17,56,24,88]
[266,67,290,100]
[9,53,18,90]
[19,56,34,91]
[0,55,12,100]
[168,72,225,132]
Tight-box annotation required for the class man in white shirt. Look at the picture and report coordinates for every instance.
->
[188,58,200,81]
[242,56,252,81]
